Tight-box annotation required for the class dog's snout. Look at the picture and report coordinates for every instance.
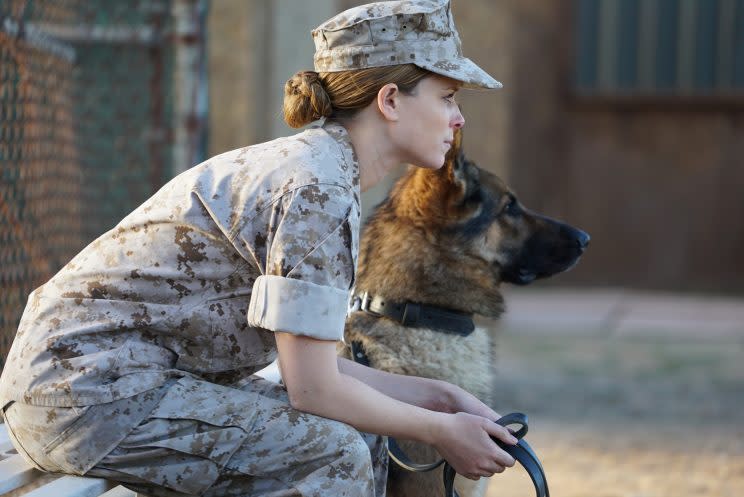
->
[575,230,590,250]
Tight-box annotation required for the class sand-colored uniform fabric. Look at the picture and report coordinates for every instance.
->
[0,121,381,495]
[0,120,360,408]
[4,376,388,497]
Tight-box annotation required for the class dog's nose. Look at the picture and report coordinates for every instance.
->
[576,230,590,250]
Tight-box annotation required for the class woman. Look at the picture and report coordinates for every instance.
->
[0,1,517,496]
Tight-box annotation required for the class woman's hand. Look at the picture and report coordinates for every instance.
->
[431,412,517,480]
[443,383,501,421]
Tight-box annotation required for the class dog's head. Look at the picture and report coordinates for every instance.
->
[356,129,589,317]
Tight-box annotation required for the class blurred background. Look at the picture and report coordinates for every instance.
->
[1,1,743,496]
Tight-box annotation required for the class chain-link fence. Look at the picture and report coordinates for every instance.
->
[0,0,207,364]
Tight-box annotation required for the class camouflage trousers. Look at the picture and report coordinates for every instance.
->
[3,376,388,497]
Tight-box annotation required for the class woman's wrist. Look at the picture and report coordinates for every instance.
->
[420,410,450,446]
[430,379,460,413]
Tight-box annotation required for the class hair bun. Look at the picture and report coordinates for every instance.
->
[283,71,333,128]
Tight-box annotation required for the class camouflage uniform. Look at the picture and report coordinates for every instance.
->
[0,121,388,496]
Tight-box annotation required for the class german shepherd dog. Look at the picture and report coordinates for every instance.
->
[340,129,589,497]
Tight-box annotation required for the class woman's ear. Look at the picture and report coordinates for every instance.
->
[376,83,401,121]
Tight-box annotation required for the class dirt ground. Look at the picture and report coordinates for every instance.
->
[484,327,744,497]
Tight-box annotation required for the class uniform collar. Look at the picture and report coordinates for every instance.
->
[320,119,360,191]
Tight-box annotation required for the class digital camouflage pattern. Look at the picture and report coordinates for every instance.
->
[312,0,501,89]
[3,383,170,474]
[0,120,370,493]
[5,376,388,496]
[0,120,360,408]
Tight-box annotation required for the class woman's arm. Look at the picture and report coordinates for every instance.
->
[336,355,500,421]
[275,332,517,479]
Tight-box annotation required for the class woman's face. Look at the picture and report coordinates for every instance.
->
[392,74,465,169]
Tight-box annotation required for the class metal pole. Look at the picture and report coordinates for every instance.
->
[171,0,206,175]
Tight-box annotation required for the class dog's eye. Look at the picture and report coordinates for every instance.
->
[501,197,519,216]
[464,185,482,205]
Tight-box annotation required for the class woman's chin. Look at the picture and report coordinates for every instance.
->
[417,155,447,170]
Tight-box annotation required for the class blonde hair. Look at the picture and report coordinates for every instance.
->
[283,64,431,128]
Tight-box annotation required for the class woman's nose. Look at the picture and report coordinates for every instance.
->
[452,108,465,129]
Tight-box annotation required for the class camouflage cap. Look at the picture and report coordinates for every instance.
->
[312,0,502,90]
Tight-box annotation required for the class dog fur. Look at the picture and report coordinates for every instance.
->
[340,129,588,497]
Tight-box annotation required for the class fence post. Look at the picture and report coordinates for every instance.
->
[171,0,207,175]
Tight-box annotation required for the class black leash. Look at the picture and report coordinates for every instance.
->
[480,413,549,497]
[388,410,549,497]
[350,340,550,497]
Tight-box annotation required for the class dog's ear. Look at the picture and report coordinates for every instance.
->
[393,127,480,226]
[444,127,465,176]
[443,128,478,204]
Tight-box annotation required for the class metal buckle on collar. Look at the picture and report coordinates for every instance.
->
[348,292,372,314]
[359,292,372,312]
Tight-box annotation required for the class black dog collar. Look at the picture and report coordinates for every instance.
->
[350,292,475,336]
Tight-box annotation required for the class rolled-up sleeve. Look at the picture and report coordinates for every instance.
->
[248,275,349,340]
[246,183,356,341]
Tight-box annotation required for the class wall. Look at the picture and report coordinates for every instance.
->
[208,1,744,293]
[503,2,744,294]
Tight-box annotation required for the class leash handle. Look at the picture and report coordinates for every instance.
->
[494,411,529,439]
[492,413,550,497]
[442,412,549,497]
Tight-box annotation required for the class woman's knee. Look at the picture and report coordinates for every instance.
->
[296,418,373,474]
[335,426,373,471]
[305,424,375,496]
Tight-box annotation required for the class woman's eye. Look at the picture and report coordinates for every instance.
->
[444,93,456,103]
